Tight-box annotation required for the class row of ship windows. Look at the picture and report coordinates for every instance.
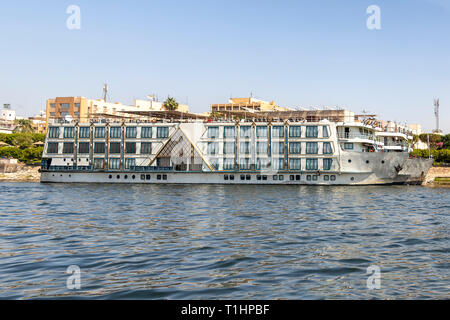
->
[211,158,333,171]
[208,142,333,155]
[47,126,169,139]
[47,142,152,154]
[224,174,337,181]
[208,125,329,139]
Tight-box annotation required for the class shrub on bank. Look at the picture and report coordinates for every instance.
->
[0,146,43,164]
[411,149,450,164]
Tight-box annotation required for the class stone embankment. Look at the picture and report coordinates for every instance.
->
[0,159,40,182]
[423,166,450,187]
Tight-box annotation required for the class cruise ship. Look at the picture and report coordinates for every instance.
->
[40,102,432,185]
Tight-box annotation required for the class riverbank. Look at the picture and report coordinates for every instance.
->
[0,164,40,182]
[423,166,450,187]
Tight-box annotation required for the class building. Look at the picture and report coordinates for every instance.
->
[29,111,47,134]
[46,96,190,125]
[211,97,290,113]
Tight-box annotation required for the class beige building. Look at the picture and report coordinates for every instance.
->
[46,96,190,124]
[211,97,290,113]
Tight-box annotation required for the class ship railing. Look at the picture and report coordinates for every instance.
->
[337,133,375,140]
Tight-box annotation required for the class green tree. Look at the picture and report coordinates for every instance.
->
[0,146,23,159]
[13,119,34,133]
[442,134,450,149]
[12,133,34,149]
[163,97,179,111]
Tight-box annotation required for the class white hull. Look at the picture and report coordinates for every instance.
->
[40,170,416,185]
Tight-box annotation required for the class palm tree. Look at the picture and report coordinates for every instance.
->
[13,119,34,133]
[163,97,179,111]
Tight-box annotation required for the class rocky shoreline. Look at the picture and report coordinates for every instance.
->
[0,165,41,182]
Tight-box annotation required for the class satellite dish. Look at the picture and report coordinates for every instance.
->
[64,115,73,122]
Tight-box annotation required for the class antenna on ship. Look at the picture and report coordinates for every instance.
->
[103,83,108,102]
[433,98,441,133]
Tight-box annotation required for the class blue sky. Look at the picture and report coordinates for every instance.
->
[0,0,449,132]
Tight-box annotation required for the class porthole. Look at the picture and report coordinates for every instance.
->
[140,174,145,180]
[273,175,278,181]
[230,175,234,180]
[157,175,161,180]
[330,175,336,181]
[109,175,112,179]
[124,175,128,179]
[351,177,355,181]
[224,174,229,180]
[240,175,245,180]
[290,175,294,181]
[381,160,385,164]
[348,159,352,163]
[307,175,311,181]
[324,175,330,181]
[163,174,167,180]
[312,175,318,181]
[117,175,120,179]
[146,174,151,180]
[279,175,284,181]
[132,175,135,179]
[366,160,370,164]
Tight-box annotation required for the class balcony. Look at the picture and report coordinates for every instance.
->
[338,133,375,140]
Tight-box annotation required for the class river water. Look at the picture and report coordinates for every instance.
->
[0,182,448,299]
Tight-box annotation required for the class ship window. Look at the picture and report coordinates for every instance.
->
[257,175,261,180]
[117,175,120,179]
[62,142,74,154]
[262,175,267,181]
[48,127,60,138]
[64,127,75,138]
[323,158,332,170]
[256,126,268,138]
[330,175,336,181]
[323,142,333,154]
[240,142,250,154]
[324,175,330,181]
[351,177,355,181]
[290,175,294,181]
[124,175,128,179]
[140,174,145,180]
[93,158,104,169]
[223,126,235,138]
[289,126,301,138]
[312,175,318,181]
[273,175,278,180]
[239,158,251,170]
[223,158,234,170]
[344,143,354,150]
[157,174,161,180]
[146,174,151,180]
[306,142,318,154]
[109,158,120,170]
[348,159,352,163]
[256,142,268,155]
[256,158,269,170]
[47,142,59,154]
[110,127,121,138]
[272,126,284,138]
[224,174,229,180]
[240,126,251,138]
[141,127,152,138]
[381,160,385,164]
[273,142,284,155]
[141,142,152,154]
[323,126,329,138]
[306,126,318,138]
[207,142,219,155]
[94,127,106,138]
[230,175,234,180]
[207,127,219,139]
[94,142,105,154]
[109,175,112,179]
[78,142,90,154]
[132,175,135,179]
[366,160,370,164]
[124,158,135,169]
[289,158,301,170]
[125,142,136,154]
[163,174,167,180]
[240,174,245,180]
[296,175,300,181]
[125,127,137,138]
[307,175,312,181]
[306,159,318,170]
[223,142,235,155]
[79,127,90,138]
[289,142,301,154]
[279,175,284,181]
[246,174,251,180]
[109,142,121,154]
